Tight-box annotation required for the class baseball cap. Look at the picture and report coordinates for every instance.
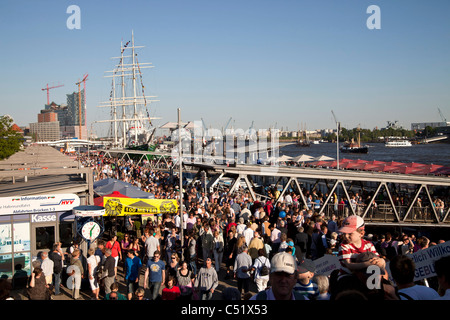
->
[271,252,297,275]
[338,215,365,233]
[298,259,316,274]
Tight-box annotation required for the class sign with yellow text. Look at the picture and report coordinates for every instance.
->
[103,197,178,216]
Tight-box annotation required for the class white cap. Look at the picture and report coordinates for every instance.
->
[270,252,297,274]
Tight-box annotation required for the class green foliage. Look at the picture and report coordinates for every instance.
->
[0,115,22,160]
[116,232,124,242]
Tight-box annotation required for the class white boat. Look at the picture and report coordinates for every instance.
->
[385,140,412,147]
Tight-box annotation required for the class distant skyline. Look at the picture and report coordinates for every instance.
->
[1,1,449,137]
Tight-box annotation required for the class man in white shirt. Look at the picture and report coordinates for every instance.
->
[40,251,54,286]
[243,223,255,247]
[144,228,160,261]
[250,252,306,300]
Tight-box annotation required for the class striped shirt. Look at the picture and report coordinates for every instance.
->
[294,280,319,299]
[338,239,378,276]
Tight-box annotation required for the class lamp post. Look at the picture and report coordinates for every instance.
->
[178,108,184,256]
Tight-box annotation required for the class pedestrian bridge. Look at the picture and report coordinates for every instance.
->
[98,148,450,228]
[188,163,450,228]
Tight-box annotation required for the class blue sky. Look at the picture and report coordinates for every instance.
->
[1,0,449,136]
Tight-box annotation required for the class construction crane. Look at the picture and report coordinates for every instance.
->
[75,74,88,139]
[41,83,64,105]
[438,107,447,122]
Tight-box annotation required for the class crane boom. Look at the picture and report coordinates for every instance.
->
[438,107,447,122]
[41,83,64,105]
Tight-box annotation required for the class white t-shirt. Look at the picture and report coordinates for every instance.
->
[252,256,271,279]
[145,236,160,258]
[87,255,100,276]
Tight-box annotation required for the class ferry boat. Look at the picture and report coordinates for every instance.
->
[385,140,412,147]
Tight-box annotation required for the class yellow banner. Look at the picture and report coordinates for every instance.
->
[103,197,178,216]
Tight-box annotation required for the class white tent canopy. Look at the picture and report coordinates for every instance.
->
[276,155,294,162]
[313,155,335,161]
[292,154,314,162]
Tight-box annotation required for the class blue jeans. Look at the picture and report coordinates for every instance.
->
[201,290,213,300]
[189,254,197,275]
[149,281,161,300]
[53,273,61,295]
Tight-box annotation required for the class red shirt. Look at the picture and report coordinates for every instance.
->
[338,239,378,276]
[162,286,181,300]
[106,241,121,258]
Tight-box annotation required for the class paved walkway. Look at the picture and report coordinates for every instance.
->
[10,260,258,301]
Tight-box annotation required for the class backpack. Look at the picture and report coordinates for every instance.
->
[258,257,270,276]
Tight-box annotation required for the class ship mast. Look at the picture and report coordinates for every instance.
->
[131,30,139,143]
[96,31,160,148]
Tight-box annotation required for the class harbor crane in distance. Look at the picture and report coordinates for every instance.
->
[331,110,340,170]
[438,107,447,122]
[76,73,89,139]
[222,117,232,136]
[41,83,64,105]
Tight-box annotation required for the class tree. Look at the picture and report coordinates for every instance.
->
[0,115,23,160]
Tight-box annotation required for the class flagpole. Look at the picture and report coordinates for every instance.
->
[337,121,340,170]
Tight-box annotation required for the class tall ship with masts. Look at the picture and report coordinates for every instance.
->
[96,31,160,149]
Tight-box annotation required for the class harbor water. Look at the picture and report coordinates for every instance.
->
[280,142,450,167]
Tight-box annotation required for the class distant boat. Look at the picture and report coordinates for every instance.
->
[296,125,311,147]
[296,140,311,147]
[385,140,412,147]
[340,126,368,153]
[340,142,369,153]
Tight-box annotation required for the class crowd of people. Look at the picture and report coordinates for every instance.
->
[3,152,449,301]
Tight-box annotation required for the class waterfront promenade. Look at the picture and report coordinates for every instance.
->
[2,145,449,302]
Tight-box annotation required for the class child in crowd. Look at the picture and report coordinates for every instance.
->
[294,259,319,299]
[337,215,385,279]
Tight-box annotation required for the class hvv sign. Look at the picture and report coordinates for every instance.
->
[0,194,80,215]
